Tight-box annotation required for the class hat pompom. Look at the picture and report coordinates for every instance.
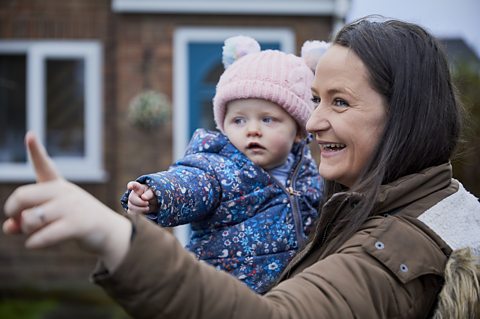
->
[301,40,330,71]
[222,35,261,69]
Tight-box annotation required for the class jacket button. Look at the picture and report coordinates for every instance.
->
[375,241,384,250]
[400,264,409,272]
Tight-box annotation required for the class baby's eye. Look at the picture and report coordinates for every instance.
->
[262,117,273,124]
[311,95,321,104]
[333,98,349,107]
[233,118,245,125]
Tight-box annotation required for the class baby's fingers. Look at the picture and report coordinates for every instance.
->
[141,189,155,201]
[128,181,148,194]
[128,192,149,207]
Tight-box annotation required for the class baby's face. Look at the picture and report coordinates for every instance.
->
[223,98,300,170]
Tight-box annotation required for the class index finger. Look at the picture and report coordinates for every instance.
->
[25,131,61,182]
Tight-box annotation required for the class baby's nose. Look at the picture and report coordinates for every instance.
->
[246,123,262,137]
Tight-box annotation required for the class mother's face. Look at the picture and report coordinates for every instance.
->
[306,44,387,188]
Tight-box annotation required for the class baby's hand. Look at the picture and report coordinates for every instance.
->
[126,181,157,214]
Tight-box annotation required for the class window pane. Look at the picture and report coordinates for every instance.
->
[199,61,221,131]
[204,62,223,85]
[0,54,27,163]
[200,99,216,131]
[46,58,85,157]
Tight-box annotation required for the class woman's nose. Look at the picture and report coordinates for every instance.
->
[306,105,329,133]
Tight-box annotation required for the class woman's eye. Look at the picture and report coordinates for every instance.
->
[333,98,349,107]
[311,95,321,104]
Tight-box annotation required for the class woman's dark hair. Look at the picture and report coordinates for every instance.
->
[315,17,463,256]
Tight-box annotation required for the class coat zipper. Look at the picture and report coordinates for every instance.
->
[276,144,306,249]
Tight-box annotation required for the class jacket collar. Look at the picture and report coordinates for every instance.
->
[374,162,453,215]
[321,162,453,218]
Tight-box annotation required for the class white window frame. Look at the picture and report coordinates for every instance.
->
[172,27,295,245]
[112,0,338,15]
[0,41,105,182]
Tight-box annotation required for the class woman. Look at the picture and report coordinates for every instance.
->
[4,18,480,318]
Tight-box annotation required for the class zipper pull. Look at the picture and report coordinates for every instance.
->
[287,187,301,196]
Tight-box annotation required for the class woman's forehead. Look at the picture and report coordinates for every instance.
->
[315,45,365,75]
[312,46,369,93]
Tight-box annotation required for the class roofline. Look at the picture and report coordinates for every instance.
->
[112,0,349,17]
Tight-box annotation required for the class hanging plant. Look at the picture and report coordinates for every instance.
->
[128,90,171,130]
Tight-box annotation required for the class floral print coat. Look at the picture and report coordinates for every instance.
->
[121,128,322,293]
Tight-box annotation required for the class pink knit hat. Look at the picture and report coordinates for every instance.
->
[213,36,329,134]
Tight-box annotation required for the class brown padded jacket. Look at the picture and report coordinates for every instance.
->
[93,163,480,319]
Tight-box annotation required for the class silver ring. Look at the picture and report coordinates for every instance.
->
[34,207,46,224]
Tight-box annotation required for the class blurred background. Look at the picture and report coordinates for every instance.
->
[0,0,478,317]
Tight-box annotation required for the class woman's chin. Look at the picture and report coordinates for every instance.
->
[318,166,338,183]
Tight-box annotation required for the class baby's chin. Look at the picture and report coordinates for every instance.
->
[248,157,269,169]
[245,151,286,170]
[257,160,286,171]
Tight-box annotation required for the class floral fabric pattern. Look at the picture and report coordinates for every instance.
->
[121,129,322,293]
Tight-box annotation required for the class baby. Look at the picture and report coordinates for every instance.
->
[122,36,328,293]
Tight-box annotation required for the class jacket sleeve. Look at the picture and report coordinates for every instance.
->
[92,216,443,319]
[135,156,222,226]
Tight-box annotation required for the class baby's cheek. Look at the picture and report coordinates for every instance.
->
[272,133,295,150]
